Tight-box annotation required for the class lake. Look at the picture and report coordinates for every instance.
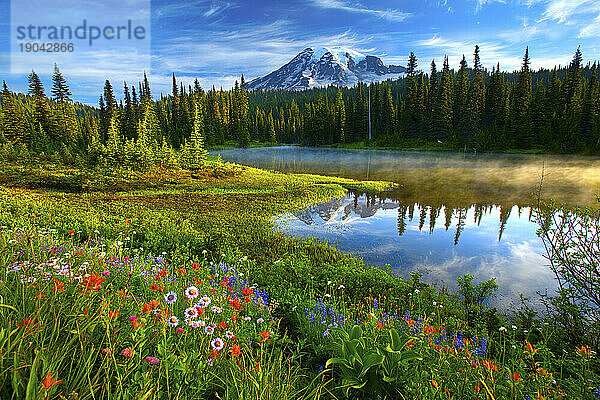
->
[212,146,600,310]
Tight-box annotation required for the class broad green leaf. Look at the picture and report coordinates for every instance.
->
[360,353,384,377]
[349,325,363,340]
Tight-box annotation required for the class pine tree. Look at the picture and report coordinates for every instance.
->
[187,101,208,169]
[453,55,468,139]
[238,75,250,147]
[513,47,532,148]
[51,64,78,144]
[382,84,395,138]
[427,59,439,140]
[28,70,57,143]
[51,64,72,102]
[0,81,27,145]
[467,45,486,144]
[438,56,454,141]
[334,88,347,142]
[406,52,420,138]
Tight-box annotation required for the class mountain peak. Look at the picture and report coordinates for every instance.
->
[247,47,405,91]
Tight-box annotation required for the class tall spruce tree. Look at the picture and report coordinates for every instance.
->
[467,45,486,144]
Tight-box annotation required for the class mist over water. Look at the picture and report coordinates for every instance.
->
[213,146,600,310]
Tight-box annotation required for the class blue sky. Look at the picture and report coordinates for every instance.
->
[1,0,599,104]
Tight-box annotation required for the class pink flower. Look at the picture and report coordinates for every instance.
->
[102,347,111,355]
[129,316,137,321]
[120,348,132,358]
[177,328,184,333]
[145,356,160,365]
[102,270,110,276]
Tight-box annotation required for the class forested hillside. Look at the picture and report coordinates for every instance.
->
[1,46,599,166]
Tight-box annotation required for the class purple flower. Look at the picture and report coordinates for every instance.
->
[145,356,160,365]
[102,270,110,276]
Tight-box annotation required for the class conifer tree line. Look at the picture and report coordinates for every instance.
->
[1,45,599,170]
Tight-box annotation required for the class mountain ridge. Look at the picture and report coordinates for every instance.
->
[246,47,406,91]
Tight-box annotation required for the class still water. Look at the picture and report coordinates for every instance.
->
[212,146,600,310]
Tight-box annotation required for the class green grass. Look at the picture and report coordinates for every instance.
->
[0,159,598,399]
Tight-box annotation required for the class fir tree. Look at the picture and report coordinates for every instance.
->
[0,81,27,145]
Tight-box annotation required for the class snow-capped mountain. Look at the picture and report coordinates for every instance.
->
[246,47,406,91]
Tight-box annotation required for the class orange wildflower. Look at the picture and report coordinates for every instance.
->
[41,373,62,390]
[576,345,591,356]
[259,330,271,342]
[525,341,538,355]
[431,380,438,388]
[231,345,241,357]
[482,360,498,372]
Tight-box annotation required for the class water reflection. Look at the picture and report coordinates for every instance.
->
[276,192,555,311]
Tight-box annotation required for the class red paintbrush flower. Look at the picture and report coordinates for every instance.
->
[78,273,107,292]
[41,373,62,390]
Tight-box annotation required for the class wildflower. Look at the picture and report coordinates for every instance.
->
[167,316,179,327]
[211,306,223,314]
[482,360,498,372]
[185,285,199,299]
[225,330,235,339]
[231,345,241,357]
[145,356,160,365]
[323,329,330,336]
[199,295,211,307]
[510,373,521,382]
[177,327,184,333]
[257,318,264,324]
[512,325,517,330]
[431,380,438,388]
[164,292,177,304]
[184,307,198,319]
[243,316,251,321]
[259,330,271,342]
[120,348,132,357]
[230,298,242,310]
[102,348,111,355]
[475,386,480,393]
[206,358,213,366]
[78,272,107,292]
[16,317,42,331]
[205,325,215,335]
[129,316,137,322]
[577,345,591,356]
[109,310,119,319]
[338,284,345,289]
[499,326,507,332]
[41,373,62,390]
[242,287,252,296]
[525,341,538,355]
[211,337,224,351]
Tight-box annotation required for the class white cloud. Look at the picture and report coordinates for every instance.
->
[310,0,411,22]
[475,0,506,13]
[414,35,521,71]
[578,14,600,37]
[538,0,600,23]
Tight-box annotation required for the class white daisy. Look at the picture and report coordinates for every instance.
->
[164,292,177,304]
[210,337,224,351]
[185,285,199,300]
[184,307,198,319]
[167,316,179,327]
